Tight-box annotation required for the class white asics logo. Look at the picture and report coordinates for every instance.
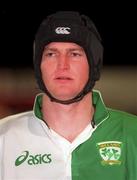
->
[55,27,71,34]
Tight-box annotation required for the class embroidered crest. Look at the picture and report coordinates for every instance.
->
[97,141,122,165]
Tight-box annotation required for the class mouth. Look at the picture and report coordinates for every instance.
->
[56,77,72,80]
[54,76,73,83]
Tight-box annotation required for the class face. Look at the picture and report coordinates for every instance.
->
[40,42,89,101]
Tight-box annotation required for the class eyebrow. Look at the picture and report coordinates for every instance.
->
[44,47,84,52]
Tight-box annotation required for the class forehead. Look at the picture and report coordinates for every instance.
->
[45,42,84,51]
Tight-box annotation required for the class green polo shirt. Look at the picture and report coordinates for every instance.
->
[34,90,137,180]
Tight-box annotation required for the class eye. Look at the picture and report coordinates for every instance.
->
[71,52,82,57]
[44,52,55,57]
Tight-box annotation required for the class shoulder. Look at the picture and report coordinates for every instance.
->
[0,111,34,134]
[108,108,137,121]
[108,108,137,120]
[107,108,137,131]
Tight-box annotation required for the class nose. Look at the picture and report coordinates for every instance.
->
[57,55,70,70]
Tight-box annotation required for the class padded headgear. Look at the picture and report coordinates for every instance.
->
[34,11,103,104]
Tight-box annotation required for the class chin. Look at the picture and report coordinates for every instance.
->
[49,86,82,100]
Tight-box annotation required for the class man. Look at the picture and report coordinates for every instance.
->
[0,11,137,180]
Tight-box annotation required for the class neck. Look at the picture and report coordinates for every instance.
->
[42,92,94,142]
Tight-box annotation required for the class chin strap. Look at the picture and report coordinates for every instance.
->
[42,78,95,105]
[45,80,95,105]
[49,90,88,105]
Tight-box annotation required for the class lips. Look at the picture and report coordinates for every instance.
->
[56,77,72,80]
[54,76,73,82]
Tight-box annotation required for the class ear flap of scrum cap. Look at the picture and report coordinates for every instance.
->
[81,14,103,81]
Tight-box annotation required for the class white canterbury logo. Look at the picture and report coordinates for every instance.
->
[55,27,71,34]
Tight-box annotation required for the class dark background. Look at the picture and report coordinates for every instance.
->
[0,2,137,118]
[1,2,136,68]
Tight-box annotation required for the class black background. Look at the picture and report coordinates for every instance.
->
[1,2,136,68]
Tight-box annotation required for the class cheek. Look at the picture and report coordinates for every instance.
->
[77,63,89,81]
[41,61,54,77]
[40,63,51,83]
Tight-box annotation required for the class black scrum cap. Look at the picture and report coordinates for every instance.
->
[34,11,103,104]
